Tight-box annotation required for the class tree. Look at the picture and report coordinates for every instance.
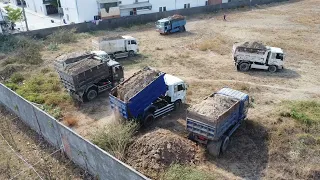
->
[4,6,22,24]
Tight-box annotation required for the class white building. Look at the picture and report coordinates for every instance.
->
[22,0,230,24]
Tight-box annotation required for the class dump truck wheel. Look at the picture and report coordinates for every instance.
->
[182,26,186,32]
[207,140,222,157]
[221,135,230,154]
[239,62,250,72]
[143,113,154,126]
[174,100,182,111]
[86,88,98,101]
[128,50,135,57]
[268,65,277,73]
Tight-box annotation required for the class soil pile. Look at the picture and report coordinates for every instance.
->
[189,94,237,121]
[126,129,203,178]
[64,58,101,75]
[117,67,161,102]
[238,41,267,49]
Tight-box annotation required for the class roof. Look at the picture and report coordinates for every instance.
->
[164,74,184,86]
[270,47,283,53]
[217,88,249,101]
[119,2,152,9]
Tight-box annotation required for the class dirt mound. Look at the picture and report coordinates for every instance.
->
[238,41,266,49]
[64,58,102,75]
[189,94,237,121]
[117,67,162,102]
[126,129,203,178]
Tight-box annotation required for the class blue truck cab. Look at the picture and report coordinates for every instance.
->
[186,88,249,156]
[156,14,186,34]
[109,67,188,125]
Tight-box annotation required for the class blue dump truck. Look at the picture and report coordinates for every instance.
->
[109,67,188,125]
[187,88,249,156]
[156,14,186,34]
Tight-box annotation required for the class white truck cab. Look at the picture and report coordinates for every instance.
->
[164,74,187,104]
[233,42,285,73]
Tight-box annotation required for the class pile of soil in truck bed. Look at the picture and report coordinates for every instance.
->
[189,94,238,122]
[117,67,161,102]
[64,58,101,75]
[238,41,267,49]
[126,129,203,179]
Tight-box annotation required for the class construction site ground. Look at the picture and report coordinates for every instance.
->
[1,0,320,179]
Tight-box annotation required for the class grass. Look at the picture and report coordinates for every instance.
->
[162,164,215,180]
[9,73,24,84]
[47,28,78,44]
[197,35,232,55]
[280,101,320,126]
[91,121,138,161]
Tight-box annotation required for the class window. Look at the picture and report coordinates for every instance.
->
[163,7,166,11]
[128,41,131,45]
[205,1,208,6]
[271,53,276,59]
[177,84,184,91]
[276,53,284,60]
[131,40,137,45]
[159,7,162,12]
[184,4,187,9]
[118,1,122,4]
[188,3,190,8]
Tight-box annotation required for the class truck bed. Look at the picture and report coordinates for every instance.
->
[186,94,240,140]
[110,67,167,119]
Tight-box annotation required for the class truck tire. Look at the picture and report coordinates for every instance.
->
[207,140,222,157]
[143,113,154,126]
[174,100,182,111]
[268,65,277,73]
[85,88,98,101]
[221,135,230,154]
[180,26,186,32]
[182,25,186,32]
[128,50,135,57]
[239,62,250,72]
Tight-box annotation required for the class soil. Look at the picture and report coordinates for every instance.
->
[117,67,161,102]
[64,58,102,75]
[189,94,237,121]
[126,129,203,178]
[237,41,267,49]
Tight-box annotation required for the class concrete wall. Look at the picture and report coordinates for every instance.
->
[60,0,79,23]
[0,83,149,180]
[77,0,99,23]
[17,0,289,38]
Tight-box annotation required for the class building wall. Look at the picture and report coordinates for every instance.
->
[76,0,99,22]
[60,0,79,23]
[25,0,46,15]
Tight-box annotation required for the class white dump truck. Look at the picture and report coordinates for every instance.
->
[233,42,285,72]
[92,36,139,59]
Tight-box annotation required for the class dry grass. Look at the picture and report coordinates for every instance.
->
[196,35,233,55]
[291,15,320,27]
[63,115,79,127]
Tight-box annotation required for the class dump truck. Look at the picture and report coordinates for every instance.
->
[233,42,285,72]
[92,36,139,59]
[54,51,124,101]
[109,67,188,125]
[156,14,186,34]
[186,88,249,156]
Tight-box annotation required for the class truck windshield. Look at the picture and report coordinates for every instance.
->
[276,53,284,61]
[156,21,165,27]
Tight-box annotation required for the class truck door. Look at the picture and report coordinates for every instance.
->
[173,83,187,103]
[126,40,137,53]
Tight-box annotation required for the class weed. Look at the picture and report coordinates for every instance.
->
[47,28,77,44]
[197,35,232,55]
[40,68,51,74]
[41,104,62,119]
[92,121,138,160]
[63,115,78,127]
[10,73,24,83]
[162,164,215,180]
[47,42,59,51]
[281,101,320,126]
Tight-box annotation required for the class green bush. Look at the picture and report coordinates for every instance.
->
[47,42,59,51]
[162,164,215,180]
[92,121,138,160]
[47,28,77,44]
[10,73,24,83]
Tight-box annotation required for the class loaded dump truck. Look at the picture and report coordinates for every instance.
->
[92,36,139,59]
[109,67,187,125]
[54,51,124,101]
[187,88,249,156]
[156,14,186,34]
[233,42,285,72]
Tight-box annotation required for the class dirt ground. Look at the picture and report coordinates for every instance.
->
[0,106,93,179]
[13,0,320,179]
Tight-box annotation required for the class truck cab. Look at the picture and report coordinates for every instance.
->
[164,74,187,104]
[266,47,285,69]
[122,36,139,56]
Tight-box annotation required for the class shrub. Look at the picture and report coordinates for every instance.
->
[47,42,59,51]
[10,73,24,83]
[47,28,77,44]
[162,164,215,180]
[92,121,138,160]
